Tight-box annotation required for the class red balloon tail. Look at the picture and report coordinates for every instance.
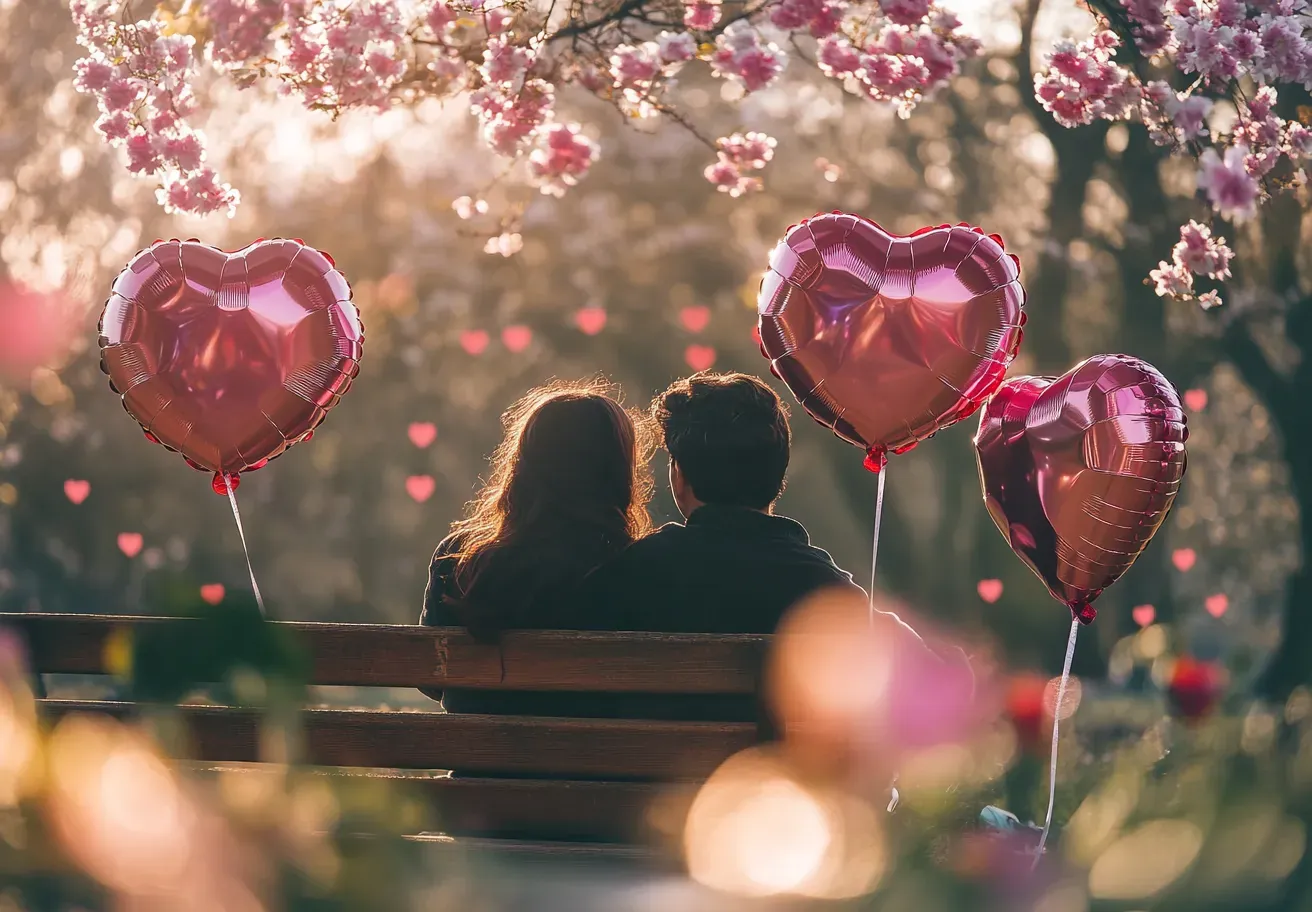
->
[863,446,888,473]
[1070,600,1097,625]
[212,471,240,496]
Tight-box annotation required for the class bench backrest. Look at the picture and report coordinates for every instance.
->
[2,613,772,843]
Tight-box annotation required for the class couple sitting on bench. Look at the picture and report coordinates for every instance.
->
[418,371,859,723]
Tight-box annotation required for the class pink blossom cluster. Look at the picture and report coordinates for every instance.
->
[470,79,556,155]
[204,0,309,68]
[770,0,846,39]
[1169,0,1312,87]
[814,6,980,116]
[684,0,723,30]
[704,132,777,196]
[272,0,409,111]
[1033,32,1141,128]
[1120,0,1171,54]
[710,22,788,93]
[529,123,600,197]
[608,33,697,117]
[71,0,240,217]
[1150,220,1234,308]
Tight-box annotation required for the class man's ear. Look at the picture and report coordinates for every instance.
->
[669,459,691,500]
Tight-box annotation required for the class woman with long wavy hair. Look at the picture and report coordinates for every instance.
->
[420,379,653,717]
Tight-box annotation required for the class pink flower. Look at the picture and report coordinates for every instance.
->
[470,78,554,154]
[1174,220,1233,279]
[772,0,847,36]
[710,22,787,93]
[1198,290,1224,309]
[1197,144,1260,221]
[1034,33,1140,128]
[95,111,131,141]
[425,0,458,35]
[124,133,160,174]
[1121,0,1170,53]
[485,7,515,35]
[481,36,532,86]
[157,168,241,217]
[610,43,662,90]
[718,131,777,169]
[1150,260,1194,297]
[529,123,599,196]
[1170,94,1213,138]
[160,132,205,172]
[704,157,759,196]
[102,77,143,112]
[817,35,863,76]
[73,57,114,92]
[657,31,697,64]
[684,0,722,30]
[880,0,931,26]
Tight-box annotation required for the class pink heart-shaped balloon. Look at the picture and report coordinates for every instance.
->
[200,583,226,605]
[100,239,362,487]
[759,213,1025,469]
[1132,604,1156,627]
[974,354,1188,624]
[976,579,1004,603]
[1205,593,1229,618]
[1172,548,1197,572]
[1183,389,1208,411]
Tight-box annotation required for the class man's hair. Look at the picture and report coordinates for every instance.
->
[652,372,791,509]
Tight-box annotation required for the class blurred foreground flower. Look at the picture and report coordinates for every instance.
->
[0,282,83,386]
[1168,655,1226,722]
[683,746,885,899]
[768,589,1001,793]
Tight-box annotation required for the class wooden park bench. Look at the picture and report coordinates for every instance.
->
[2,612,771,858]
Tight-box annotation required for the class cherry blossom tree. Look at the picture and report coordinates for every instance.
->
[68,0,980,245]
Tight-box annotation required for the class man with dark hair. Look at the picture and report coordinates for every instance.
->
[579,371,859,635]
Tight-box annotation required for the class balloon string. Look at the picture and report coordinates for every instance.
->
[868,463,887,625]
[223,475,267,618]
[866,466,926,647]
[1034,616,1080,868]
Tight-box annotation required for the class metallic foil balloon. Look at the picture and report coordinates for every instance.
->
[758,213,1026,471]
[974,354,1187,624]
[99,238,363,493]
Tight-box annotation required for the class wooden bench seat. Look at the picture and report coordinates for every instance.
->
[3,613,771,850]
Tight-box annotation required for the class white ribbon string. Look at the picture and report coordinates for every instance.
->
[223,475,267,618]
[868,464,887,626]
[867,465,926,647]
[1034,616,1080,867]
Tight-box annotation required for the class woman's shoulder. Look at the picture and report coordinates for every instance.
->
[433,531,469,562]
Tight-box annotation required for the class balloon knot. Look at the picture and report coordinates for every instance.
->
[863,447,888,474]
[212,472,240,496]
[1071,602,1097,625]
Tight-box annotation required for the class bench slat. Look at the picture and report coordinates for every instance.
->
[5,614,766,694]
[200,768,680,843]
[37,700,755,780]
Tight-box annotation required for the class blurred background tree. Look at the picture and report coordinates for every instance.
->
[0,0,1299,699]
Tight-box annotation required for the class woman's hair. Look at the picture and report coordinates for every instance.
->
[446,379,653,634]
